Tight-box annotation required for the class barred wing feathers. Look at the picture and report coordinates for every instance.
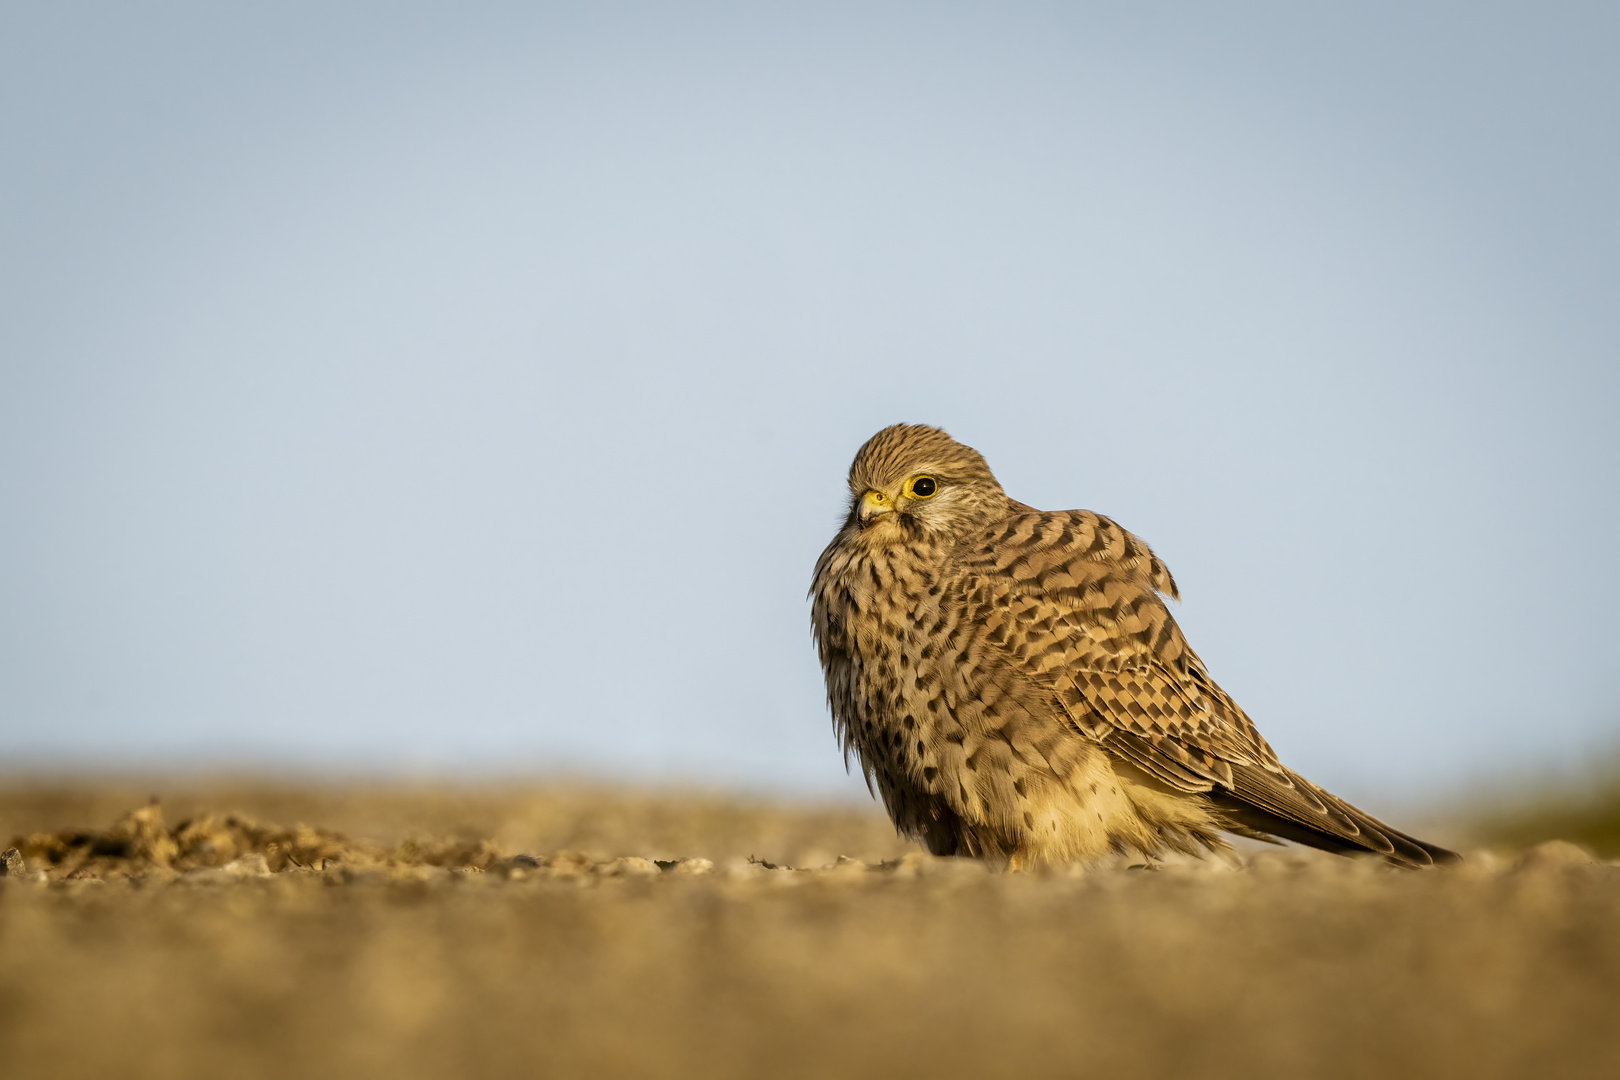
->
[952,509,1457,868]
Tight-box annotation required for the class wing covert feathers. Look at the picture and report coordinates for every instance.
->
[954,508,1458,868]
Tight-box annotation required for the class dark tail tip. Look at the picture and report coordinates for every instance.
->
[1406,838,1463,868]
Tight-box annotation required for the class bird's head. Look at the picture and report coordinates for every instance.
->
[843,424,1008,541]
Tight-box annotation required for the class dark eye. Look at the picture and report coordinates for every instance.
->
[909,476,937,498]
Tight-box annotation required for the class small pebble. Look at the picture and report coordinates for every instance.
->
[1,847,24,877]
[1511,840,1597,872]
[601,857,661,877]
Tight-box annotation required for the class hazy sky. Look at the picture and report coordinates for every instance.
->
[3,4,1617,805]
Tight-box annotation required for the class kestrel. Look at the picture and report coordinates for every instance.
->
[810,424,1457,868]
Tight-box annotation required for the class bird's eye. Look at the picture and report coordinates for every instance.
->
[908,476,937,499]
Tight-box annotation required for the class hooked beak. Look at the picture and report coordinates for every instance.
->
[857,489,892,526]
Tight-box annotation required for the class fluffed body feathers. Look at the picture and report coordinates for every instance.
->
[810,424,1457,869]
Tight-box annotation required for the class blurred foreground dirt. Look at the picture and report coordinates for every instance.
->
[3,780,1619,1079]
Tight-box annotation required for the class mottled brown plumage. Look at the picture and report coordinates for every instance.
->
[810,424,1457,868]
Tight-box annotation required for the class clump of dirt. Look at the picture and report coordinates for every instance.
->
[6,802,511,882]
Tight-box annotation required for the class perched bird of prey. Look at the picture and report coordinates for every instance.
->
[811,424,1458,868]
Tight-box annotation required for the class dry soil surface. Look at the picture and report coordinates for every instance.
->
[2,781,1618,1079]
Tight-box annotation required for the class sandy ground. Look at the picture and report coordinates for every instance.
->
[3,781,1618,1079]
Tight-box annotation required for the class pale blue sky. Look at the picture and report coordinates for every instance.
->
[3,4,1617,805]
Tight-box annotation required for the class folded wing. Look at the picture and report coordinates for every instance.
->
[953,508,1458,867]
